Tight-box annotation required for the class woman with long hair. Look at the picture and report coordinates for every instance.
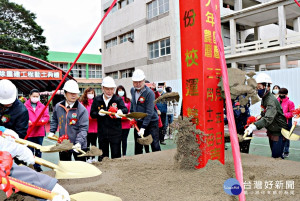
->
[115,85,131,156]
[80,87,98,162]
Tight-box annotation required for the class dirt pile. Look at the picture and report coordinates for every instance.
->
[49,140,74,152]
[2,149,300,201]
[171,117,206,169]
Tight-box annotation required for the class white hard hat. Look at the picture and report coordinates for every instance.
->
[132,69,145,81]
[63,80,80,93]
[102,76,116,88]
[255,73,272,84]
[0,79,17,105]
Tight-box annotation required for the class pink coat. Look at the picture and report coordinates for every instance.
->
[121,97,131,129]
[277,96,295,120]
[82,99,98,133]
[24,100,50,137]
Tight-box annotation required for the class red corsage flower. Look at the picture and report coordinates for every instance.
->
[69,118,78,125]
[1,115,10,124]
[138,96,145,104]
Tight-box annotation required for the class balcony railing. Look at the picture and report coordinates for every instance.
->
[224,32,300,56]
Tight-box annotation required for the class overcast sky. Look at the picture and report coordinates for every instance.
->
[11,0,103,54]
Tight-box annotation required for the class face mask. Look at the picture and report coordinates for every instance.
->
[279,95,286,99]
[118,91,125,97]
[157,88,163,92]
[31,97,39,103]
[104,94,112,99]
[257,89,266,98]
[135,87,142,90]
[87,94,94,99]
[272,89,279,94]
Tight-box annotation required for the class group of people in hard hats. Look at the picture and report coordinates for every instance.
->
[0,69,164,200]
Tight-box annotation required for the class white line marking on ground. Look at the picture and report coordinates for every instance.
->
[251,143,300,151]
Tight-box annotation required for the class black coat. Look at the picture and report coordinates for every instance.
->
[0,99,29,139]
[90,94,128,139]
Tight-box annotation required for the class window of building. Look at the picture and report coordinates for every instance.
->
[149,37,170,59]
[71,64,86,78]
[120,0,127,8]
[120,31,134,44]
[107,71,119,79]
[147,0,169,19]
[121,68,134,78]
[89,65,102,78]
[105,37,117,49]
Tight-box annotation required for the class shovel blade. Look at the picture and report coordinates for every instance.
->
[137,135,153,145]
[70,192,122,201]
[55,161,102,179]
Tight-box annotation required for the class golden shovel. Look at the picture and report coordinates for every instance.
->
[242,130,253,141]
[99,110,152,145]
[48,135,103,157]
[34,157,102,179]
[2,136,73,153]
[2,177,121,201]
[281,122,300,141]
[99,110,147,119]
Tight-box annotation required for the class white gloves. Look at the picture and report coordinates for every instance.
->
[292,117,300,125]
[138,128,145,137]
[73,143,81,153]
[99,109,106,116]
[115,109,123,118]
[0,136,34,165]
[50,183,70,201]
[3,129,19,139]
[48,132,55,138]
[244,124,257,136]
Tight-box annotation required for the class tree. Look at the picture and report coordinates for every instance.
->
[0,0,49,60]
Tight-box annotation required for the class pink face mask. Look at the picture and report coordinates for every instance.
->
[31,97,39,103]
[87,94,94,99]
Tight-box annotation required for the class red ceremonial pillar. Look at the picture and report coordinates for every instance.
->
[179,0,224,168]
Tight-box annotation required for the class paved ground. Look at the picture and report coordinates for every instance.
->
[41,127,300,171]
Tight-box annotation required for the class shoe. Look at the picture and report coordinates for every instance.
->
[86,158,92,163]
[92,158,97,163]
[34,166,43,172]
[283,153,289,158]
[164,135,169,140]
[170,134,173,139]
[160,141,166,145]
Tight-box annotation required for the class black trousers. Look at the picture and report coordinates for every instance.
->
[134,121,161,155]
[121,129,130,156]
[98,136,121,159]
[87,132,98,159]
[59,150,86,161]
[159,113,167,142]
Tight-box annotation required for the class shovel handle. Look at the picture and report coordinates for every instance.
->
[5,137,42,150]
[48,136,59,141]
[34,156,60,170]
[2,176,57,200]
[289,122,297,137]
[99,110,126,118]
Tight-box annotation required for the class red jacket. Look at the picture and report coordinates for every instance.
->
[24,100,50,137]
[82,99,98,133]
[277,96,295,120]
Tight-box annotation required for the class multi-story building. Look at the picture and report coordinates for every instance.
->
[47,51,103,94]
[101,0,300,96]
[101,0,182,95]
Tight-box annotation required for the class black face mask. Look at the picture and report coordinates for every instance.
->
[279,95,286,99]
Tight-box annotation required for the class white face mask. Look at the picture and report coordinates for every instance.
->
[157,88,163,92]
[273,89,279,94]
[31,97,39,103]
[118,91,125,97]
[87,94,94,99]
